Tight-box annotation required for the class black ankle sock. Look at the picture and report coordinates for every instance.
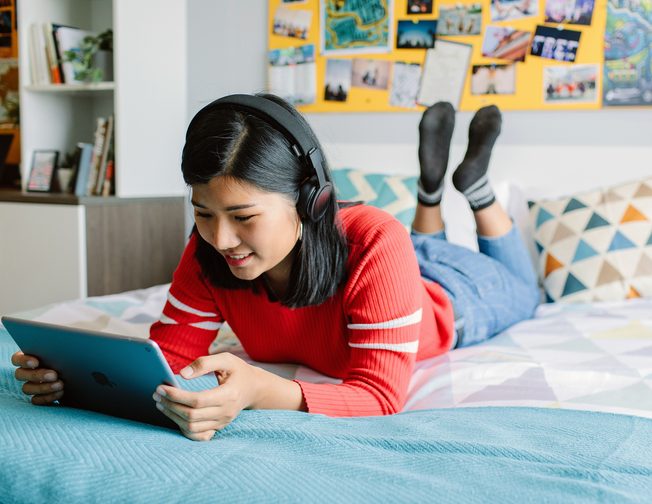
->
[452,105,502,211]
[417,102,455,207]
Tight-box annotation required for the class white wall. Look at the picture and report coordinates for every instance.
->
[187,0,652,202]
[114,0,187,197]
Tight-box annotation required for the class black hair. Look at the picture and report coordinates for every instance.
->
[181,93,348,308]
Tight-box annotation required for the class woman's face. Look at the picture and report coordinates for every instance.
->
[191,176,301,286]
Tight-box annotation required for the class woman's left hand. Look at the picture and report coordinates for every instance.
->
[153,352,260,442]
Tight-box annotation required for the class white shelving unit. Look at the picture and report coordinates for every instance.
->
[24,82,116,93]
[17,0,187,197]
[0,0,189,314]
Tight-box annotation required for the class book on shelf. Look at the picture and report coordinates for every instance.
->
[68,142,94,197]
[86,116,107,195]
[28,23,50,85]
[93,114,113,195]
[101,148,115,197]
[65,116,115,197]
[43,22,62,84]
[28,22,99,85]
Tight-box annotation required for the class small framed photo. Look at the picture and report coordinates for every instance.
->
[27,150,59,192]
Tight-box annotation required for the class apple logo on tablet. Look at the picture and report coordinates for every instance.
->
[92,371,116,388]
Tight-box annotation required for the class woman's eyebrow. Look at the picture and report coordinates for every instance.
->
[190,200,258,212]
[224,204,258,211]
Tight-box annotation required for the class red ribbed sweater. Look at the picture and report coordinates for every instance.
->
[150,204,454,416]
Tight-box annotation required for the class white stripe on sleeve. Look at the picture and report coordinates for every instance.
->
[167,292,218,318]
[349,340,419,353]
[160,314,178,325]
[347,308,422,330]
[189,321,223,331]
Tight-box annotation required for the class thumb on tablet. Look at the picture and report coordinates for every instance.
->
[179,353,234,380]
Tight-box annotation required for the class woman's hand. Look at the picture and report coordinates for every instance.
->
[155,352,306,442]
[153,352,262,442]
[11,351,64,405]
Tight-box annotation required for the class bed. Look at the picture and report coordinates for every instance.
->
[2,169,652,502]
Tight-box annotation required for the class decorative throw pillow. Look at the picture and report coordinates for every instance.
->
[331,168,417,228]
[529,177,652,303]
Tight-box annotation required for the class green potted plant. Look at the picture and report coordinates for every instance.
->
[63,29,113,83]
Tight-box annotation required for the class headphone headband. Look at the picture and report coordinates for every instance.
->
[194,94,333,222]
[208,95,327,188]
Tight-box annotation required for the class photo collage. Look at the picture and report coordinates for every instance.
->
[268,0,640,110]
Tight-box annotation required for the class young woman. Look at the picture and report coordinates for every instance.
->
[12,94,539,441]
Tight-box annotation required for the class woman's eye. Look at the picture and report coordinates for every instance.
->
[194,212,211,219]
[234,215,254,222]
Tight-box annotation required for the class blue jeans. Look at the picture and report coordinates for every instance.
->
[411,226,540,349]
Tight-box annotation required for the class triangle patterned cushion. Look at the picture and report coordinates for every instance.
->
[529,177,652,303]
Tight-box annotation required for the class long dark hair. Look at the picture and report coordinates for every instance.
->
[181,93,348,308]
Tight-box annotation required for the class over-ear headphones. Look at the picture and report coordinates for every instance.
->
[201,94,333,223]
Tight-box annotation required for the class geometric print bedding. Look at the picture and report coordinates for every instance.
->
[529,177,652,302]
[6,283,652,420]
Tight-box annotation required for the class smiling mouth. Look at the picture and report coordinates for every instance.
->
[224,252,254,266]
[227,253,251,260]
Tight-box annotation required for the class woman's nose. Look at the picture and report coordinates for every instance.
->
[212,220,240,251]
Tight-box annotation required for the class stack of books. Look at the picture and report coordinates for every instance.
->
[28,22,98,85]
[67,116,115,197]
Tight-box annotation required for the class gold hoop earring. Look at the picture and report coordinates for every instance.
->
[299,221,304,241]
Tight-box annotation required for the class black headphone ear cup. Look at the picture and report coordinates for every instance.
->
[310,182,333,222]
[298,177,332,222]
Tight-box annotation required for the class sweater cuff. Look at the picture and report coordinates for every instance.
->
[294,380,351,417]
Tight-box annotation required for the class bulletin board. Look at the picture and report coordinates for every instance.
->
[267,0,647,112]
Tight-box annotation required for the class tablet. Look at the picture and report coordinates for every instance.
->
[2,316,180,430]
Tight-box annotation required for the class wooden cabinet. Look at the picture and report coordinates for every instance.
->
[0,191,185,314]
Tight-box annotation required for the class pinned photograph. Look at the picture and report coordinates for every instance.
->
[545,0,595,26]
[471,64,516,95]
[390,62,422,107]
[273,7,312,40]
[603,0,652,106]
[531,25,581,62]
[351,59,391,90]
[437,4,482,36]
[482,26,531,62]
[544,64,598,103]
[324,59,352,102]
[322,1,392,55]
[417,40,473,109]
[490,0,539,21]
[396,20,437,49]
[0,59,18,127]
[407,0,433,14]
[268,45,316,105]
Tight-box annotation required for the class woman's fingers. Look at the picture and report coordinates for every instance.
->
[31,390,64,405]
[15,367,58,383]
[155,394,227,423]
[155,403,220,441]
[11,351,39,369]
[22,380,64,396]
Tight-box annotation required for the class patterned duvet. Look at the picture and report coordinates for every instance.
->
[7,283,652,419]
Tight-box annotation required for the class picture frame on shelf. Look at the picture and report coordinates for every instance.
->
[26,150,59,192]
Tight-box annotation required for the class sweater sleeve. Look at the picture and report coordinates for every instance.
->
[295,217,422,416]
[150,234,224,374]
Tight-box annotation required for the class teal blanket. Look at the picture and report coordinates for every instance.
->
[2,330,651,503]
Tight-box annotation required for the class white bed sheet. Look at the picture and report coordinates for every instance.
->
[8,284,652,419]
